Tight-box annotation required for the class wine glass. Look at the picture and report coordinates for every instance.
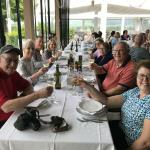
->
[43,63,49,67]
[89,58,94,64]
[71,71,83,96]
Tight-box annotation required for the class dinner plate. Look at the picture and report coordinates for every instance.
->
[76,106,105,116]
[78,100,103,113]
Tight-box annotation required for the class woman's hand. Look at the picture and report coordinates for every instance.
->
[48,57,56,63]
[57,51,62,57]
[38,67,49,75]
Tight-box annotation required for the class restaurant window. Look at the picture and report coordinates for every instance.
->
[1,0,24,49]
[69,0,100,40]
[34,0,55,48]
[106,18,121,38]
[124,18,136,34]
[142,18,150,32]
[34,0,55,36]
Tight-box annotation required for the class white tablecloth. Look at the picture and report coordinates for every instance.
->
[0,55,115,150]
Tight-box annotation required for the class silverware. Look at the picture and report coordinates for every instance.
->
[77,117,104,123]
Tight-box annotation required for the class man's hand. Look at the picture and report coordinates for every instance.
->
[72,77,87,88]
[37,86,53,98]
[90,63,98,70]
[90,63,101,75]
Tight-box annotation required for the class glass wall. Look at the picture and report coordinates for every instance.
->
[34,0,55,36]
[69,0,100,40]
[124,18,136,34]
[50,0,55,33]
[1,0,25,48]
[142,18,150,32]
[106,18,121,35]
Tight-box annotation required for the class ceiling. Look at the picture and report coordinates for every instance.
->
[70,4,150,15]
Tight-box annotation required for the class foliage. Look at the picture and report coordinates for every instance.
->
[10,0,24,21]
[6,31,18,47]
[69,28,75,39]
[1,0,24,22]
[36,22,55,36]
[5,23,25,47]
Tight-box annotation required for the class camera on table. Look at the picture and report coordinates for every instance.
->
[14,107,70,132]
[14,107,41,131]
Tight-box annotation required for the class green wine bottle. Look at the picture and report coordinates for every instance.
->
[78,55,82,72]
[54,64,62,89]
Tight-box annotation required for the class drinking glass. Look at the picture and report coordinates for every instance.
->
[71,71,83,96]
[47,74,60,104]
[43,63,49,67]
[89,58,94,64]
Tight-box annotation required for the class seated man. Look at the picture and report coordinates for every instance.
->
[91,41,136,96]
[33,36,54,69]
[0,45,53,128]
[32,36,44,69]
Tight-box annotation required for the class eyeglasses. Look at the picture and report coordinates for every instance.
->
[112,49,125,53]
[1,55,19,65]
[99,48,105,51]
[137,73,150,80]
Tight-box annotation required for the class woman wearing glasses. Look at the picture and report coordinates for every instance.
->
[76,60,150,149]
[93,42,113,66]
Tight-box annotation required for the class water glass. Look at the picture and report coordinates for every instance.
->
[47,74,60,104]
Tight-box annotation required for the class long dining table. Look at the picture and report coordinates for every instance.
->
[0,50,115,150]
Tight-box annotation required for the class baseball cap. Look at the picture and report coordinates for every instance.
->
[0,45,21,55]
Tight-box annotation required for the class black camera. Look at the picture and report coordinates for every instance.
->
[14,107,70,132]
[14,107,41,131]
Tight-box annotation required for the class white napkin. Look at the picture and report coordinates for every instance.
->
[28,98,47,107]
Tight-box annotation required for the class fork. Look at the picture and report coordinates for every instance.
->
[77,117,104,123]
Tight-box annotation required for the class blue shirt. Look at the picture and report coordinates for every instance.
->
[121,87,150,145]
[94,51,113,66]
[129,47,150,62]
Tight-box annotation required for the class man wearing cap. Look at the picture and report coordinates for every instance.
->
[0,45,53,128]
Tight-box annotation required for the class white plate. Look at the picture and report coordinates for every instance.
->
[78,100,103,113]
[76,106,105,116]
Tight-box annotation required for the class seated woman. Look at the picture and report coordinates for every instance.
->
[111,32,120,48]
[76,60,150,150]
[93,42,113,66]
[17,39,49,85]
[93,42,113,83]
[43,39,62,60]
[89,38,104,59]
[130,33,150,61]
[80,34,94,52]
